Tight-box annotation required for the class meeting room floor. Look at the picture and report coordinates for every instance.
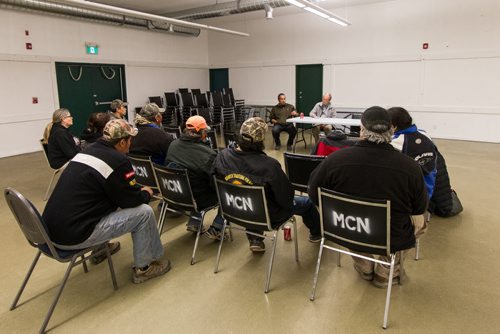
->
[0,134,499,333]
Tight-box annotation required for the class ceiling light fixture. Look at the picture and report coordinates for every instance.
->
[285,0,351,26]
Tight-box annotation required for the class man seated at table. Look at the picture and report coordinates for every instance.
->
[308,106,428,288]
[310,93,336,143]
[213,117,322,252]
[270,93,298,151]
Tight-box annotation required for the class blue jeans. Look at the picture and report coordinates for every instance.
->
[57,204,164,268]
[272,123,297,146]
[188,211,225,230]
[247,195,321,241]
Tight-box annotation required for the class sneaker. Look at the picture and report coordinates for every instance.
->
[274,144,281,150]
[287,145,293,151]
[353,263,374,281]
[372,273,400,288]
[132,260,172,284]
[249,239,266,252]
[308,234,322,243]
[90,242,121,265]
[187,224,206,234]
[204,226,228,241]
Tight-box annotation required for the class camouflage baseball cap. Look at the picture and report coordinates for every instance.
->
[110,99,128,111]
[139,103,165,119]
[240,117,267,143]
[103,119,138,140]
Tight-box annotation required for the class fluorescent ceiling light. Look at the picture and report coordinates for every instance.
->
[328,17,348,27]
[285,0,306,8]
[286,0,351,27]
[304,6,330,19]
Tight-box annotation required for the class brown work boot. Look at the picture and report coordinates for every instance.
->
[132,260,172,284]
[353,263,374,281]
[91,242,121,265]
[372,273,400,288]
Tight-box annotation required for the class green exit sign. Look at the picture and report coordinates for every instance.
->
[85,43,99,55]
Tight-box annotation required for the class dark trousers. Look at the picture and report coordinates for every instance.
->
[272,123,297,146]
[247,196,321,242]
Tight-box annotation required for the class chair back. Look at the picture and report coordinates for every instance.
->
[223,94,233,108]
[191,88,202,96]
[127,154,159,191]
[164,126,181,140]
[214,178,272,232]
[284,152,325,193]
[148,96,163,107]
[40,139,50,165]
[153,164,198,212]
[212,91,224,107]
[223,132,237,148]
[4,187,62,259]
[318,188,391,256]
[224,88,235,105]
[178,88,189,94]
[194,94,209,108]
[181,92,195,107]
[164,92,178,107]
[205,129,218,150]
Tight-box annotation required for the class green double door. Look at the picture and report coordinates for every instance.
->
[296,64,323,115]
[55,62,126,136]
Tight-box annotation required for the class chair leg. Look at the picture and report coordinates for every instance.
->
[228,223,234,242]
[264,231,279,294]
[191,212,205,265]
[10,250,42,310]
[415,239,420,261]
[157,201,165,233]
[292,218,299,262]
[214,220,227,273]
[157,204,168,234]
[40,256,77,334]
[81,255,88,273]
[382,254,396,329]
[105,245,118,290]
[44,170,59,201]
[310,238,325,301]
[399,251,405,285]
[337,251,341,267]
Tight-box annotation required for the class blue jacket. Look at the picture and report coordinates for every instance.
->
[392,125,437,198]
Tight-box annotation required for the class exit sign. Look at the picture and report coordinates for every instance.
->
[85,42,99,55]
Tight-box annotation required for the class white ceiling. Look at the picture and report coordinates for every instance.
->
[92,0,393,17]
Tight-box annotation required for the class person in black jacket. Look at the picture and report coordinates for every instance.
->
[213,117,321,252]
[165,116,225,239]
[42,108,80,169]
[130,103,173,165]
[80,112,110,149]
[308,107,428,288]
[43,119,171,284]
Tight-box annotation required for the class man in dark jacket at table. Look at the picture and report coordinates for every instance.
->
[270,93,298,151]
[308,106,428,288]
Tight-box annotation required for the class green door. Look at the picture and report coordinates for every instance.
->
[209,68,229,92]
[55,62,126,136]
[296,64,323,115]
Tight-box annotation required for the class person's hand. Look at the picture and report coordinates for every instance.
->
[271,119,277,124]
[291,111,298,117]
[141,186,154,197]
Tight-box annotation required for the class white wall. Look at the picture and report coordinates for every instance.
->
[206,0,500,143]
[0,9,209,158]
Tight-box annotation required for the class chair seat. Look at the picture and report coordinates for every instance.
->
[38,243,86,260]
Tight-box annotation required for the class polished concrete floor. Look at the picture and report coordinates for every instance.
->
[0,135,499,333]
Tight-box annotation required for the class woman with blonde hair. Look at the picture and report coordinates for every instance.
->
[42,108,80,169]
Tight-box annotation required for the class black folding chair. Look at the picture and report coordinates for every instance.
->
[284,152,325,194]
[4,187,118,334]
[178,88,189,94]
[153,165,219,265]
[148,96,163,107]
[191,88,202,96]
[310,188,410,329]
[204,129,219,151]
[213,178,298,293]
[164,126,182,140]
[223,132,237,148]
[127,154,161,199]
[40,139,65,201]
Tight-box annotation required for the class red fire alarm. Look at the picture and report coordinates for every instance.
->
[26,43,32,50]
[423,43,429,50]
[32,97,38,104]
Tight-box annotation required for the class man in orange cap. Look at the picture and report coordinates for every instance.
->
[165,116,225,240]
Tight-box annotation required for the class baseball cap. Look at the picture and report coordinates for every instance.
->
[240,117,267,142]
[110,99,128,111]
[103,119,138,140]
[361,106,391,134]
[186,115,210,132]
[140,103,165,119]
